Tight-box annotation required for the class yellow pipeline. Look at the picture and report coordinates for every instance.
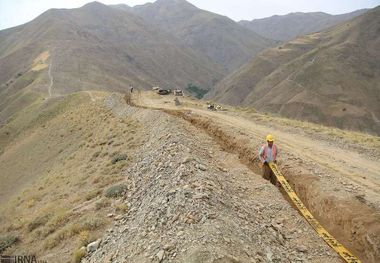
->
[269,163,361,263]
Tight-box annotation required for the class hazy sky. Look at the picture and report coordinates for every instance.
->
[0,0,379,30]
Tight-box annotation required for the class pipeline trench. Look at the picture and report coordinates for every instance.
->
[126,93,380,263]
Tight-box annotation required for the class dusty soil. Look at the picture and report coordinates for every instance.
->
[128,91,380,263]
[83,93,341,263]
[2,91,378,263]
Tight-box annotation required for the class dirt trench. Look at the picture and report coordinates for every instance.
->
[126,94,380,263]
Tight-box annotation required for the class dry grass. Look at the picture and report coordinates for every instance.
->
[236,107,380,154]
[73,248,87,263]
[43,216,106,249]
[0,92,144,261]
[77,230,90,246]
[114,203,129,213]
[95,198,111,210]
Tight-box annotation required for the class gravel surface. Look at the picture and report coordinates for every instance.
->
[82,94,340,263]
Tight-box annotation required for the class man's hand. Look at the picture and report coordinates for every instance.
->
[263,161,268,165]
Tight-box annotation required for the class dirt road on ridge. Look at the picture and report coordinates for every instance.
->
[132,91,380,263]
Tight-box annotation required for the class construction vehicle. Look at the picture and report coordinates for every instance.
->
[207,104,216,111]
[174,89,183,96]
[157,89,171,95]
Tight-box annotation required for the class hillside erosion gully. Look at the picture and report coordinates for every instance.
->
[125,93,380,263]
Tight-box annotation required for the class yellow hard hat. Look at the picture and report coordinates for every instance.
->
[266,134,274,142]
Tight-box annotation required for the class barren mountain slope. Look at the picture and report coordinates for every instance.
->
[239,9,368,41]
[208,6,380,135]
[131,0,276,72]
[0,1,224,121]
[0,91,146,261]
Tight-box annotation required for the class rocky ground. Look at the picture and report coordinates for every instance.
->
[82,94,341,263]
[132,91,380,263]
[3,91,374,262]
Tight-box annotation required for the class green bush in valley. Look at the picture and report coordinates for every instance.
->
[186,83,208,99]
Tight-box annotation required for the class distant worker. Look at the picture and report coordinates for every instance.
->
[259,134,278,185]
[130,85,134,93]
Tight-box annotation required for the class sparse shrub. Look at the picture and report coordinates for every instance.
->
[73,248,87,263]
[104,184,127,198]
[186,83,208,99]
[28,214,50,232]
[111,154,128,164]
[0,235,18,253]
[109,151,120,157]
[44,230,66,249]
[85,189,102,201]
[124,94,131,104]
[77,230,90,247]
[115,203,128,213]
[44,211,70,233]
[26,199,36,208]
[80,217,105,231]
[98,176,122,188]
[91,151,101,160]
[7,219,25,231]
[95,198,111,210]
[101,167,112,175]
[98,141,107,146]
[89,168,97,174]
[44,216,104,249]
[92,176,101,184]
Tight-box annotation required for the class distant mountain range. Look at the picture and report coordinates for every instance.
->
[239,9,368,42]
[0,0,378,134]
[207,7,380,135]
[0,0,278,119]
[131,0,276,72]
[0,1,225,94]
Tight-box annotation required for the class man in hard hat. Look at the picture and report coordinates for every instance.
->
[259,134,278,185]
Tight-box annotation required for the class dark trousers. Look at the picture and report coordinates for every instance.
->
[262,164,278,185]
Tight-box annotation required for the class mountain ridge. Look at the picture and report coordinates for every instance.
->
[239,9,368,41]
[131,0,276,72]
[0,1,225,124]
[208,7,380,135]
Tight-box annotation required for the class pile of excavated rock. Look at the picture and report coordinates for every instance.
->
[83,94,340,263]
